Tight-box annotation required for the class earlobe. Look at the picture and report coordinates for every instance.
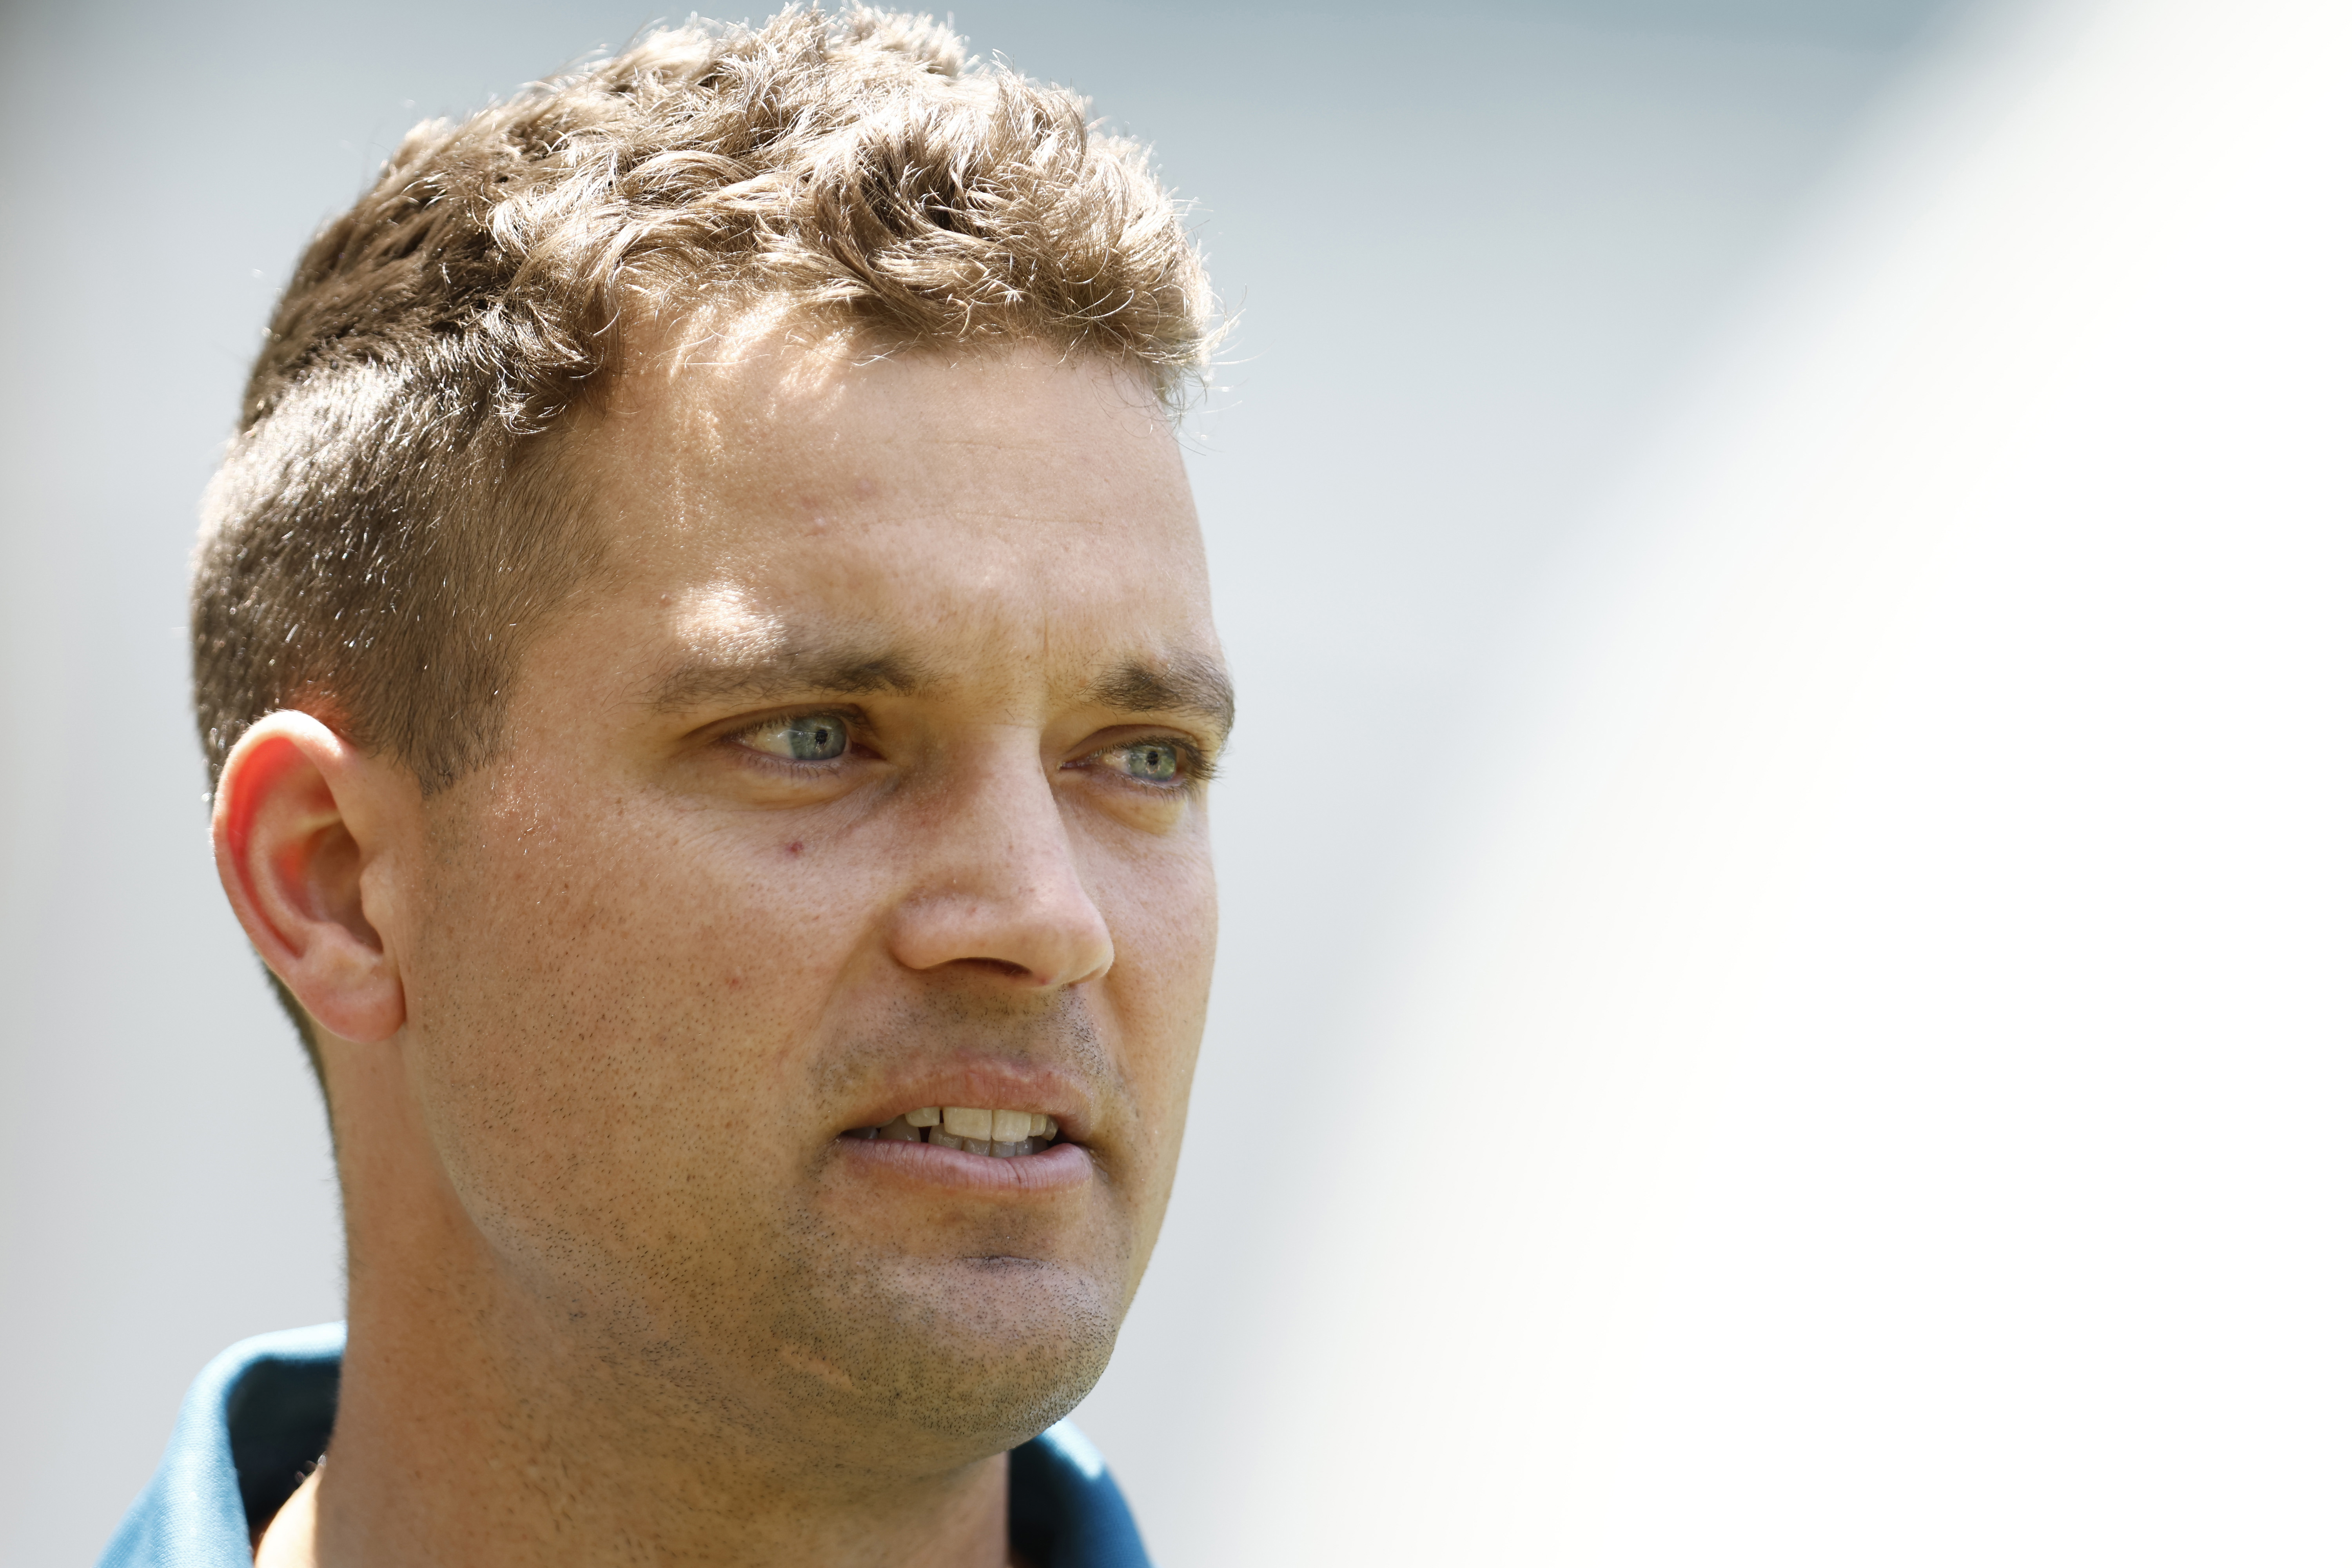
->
[212,712,408,1044]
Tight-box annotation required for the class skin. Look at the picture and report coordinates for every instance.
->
[218,334,1226,1567]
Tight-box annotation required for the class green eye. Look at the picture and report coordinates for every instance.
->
[748,713,851,762]
[1116,740,1185,783]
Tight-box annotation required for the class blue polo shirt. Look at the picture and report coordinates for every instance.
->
[98,1324,1152,1566]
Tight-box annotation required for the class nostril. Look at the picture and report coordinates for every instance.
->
[954,957,1033,980]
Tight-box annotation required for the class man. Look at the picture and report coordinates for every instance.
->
[101,9,1226,1566]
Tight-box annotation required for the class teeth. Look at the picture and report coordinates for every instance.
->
[942,1106,995,1140]
[856,1109,1062,1157]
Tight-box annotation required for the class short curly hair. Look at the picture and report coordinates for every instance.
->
[192,4,1213,798]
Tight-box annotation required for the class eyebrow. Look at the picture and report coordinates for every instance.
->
[646,629,935,713]
[1085,655,1236,744]
[647,628,1234,743]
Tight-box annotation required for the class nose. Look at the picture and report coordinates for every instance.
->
[885,744,1116,990]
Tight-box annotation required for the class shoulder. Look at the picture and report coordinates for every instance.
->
[1008,1420,1155,1568]
[98,1325,345,1568]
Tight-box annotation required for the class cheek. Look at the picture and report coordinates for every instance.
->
[1096,822,1218,1002]
[399,788,878,1250]
[1091,834,1217,1132]
[1093,842,1214,1292]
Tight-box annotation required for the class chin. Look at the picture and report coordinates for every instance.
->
[821,1252,1125,1450]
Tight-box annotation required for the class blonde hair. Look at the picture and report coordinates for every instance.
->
[193,5,1212,796]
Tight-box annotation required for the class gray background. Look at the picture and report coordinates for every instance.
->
[0,1,1953,1561]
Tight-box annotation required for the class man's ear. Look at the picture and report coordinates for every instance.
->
[212,711,408,1044]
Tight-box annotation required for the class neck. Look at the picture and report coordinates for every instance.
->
[312,1288,1016,1566]
[292,1043,1017,1568]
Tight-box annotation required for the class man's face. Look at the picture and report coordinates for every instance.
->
[391,337,1223,1462]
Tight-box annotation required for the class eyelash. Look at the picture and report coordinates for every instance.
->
[1082,735,1219,790]
[720,712,1217,789]
[721,709,869,773]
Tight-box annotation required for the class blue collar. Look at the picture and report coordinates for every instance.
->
[98,1325,1152,1567]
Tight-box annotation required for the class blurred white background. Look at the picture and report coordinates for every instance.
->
[6,0,2347,1563]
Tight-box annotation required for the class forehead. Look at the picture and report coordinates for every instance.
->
[557,334,1216,709]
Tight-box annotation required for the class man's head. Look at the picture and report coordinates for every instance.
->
[198,7,1225,1499]
[194,4,1209,797]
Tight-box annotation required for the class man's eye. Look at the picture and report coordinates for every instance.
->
[1112,740,1186,784]
[742,713,851,762]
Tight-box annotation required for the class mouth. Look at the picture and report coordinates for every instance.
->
[840,1105,1065,1159]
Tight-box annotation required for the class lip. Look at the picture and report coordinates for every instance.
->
[833,1136,1094,1194]
[835,1063,1096,1147]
